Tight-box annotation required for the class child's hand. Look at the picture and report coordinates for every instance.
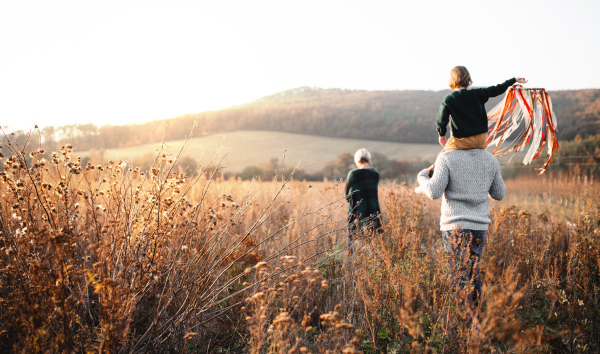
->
[439,136,447,147]
[516,77,527,84]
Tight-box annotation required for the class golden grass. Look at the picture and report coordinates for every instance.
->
[503,173,599,218]
[1,133,599,353]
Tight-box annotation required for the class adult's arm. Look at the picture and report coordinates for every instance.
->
[417,155,448,200]
[488,163,506,200]
[344,171,354,201]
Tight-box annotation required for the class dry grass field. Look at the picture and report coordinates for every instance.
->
[1,136,599,353]
[88,130,441,174]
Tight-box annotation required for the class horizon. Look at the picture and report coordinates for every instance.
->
[2,0,599,132]
[3,84,599,133]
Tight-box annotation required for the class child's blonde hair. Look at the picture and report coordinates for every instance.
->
[449,66,472,89]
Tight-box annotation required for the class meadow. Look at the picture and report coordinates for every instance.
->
[1,136,599,353]
[89,130,441,174]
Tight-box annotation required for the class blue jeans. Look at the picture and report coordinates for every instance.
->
[443,229,487,310]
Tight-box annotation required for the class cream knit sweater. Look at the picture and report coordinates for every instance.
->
[417,149,505,231]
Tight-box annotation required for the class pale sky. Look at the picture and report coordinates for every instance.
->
[2,0,599,132]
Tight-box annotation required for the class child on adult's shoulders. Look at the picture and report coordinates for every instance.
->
[437,65,527,152]
[416,66,526,193]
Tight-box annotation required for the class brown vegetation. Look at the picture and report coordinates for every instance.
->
[1,133,599,352]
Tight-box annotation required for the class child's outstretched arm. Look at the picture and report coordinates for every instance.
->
[485,77,526,97]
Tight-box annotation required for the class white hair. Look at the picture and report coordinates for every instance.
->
[354,148,371,164]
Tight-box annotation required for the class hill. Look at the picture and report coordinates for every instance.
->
[11,87,600,153]
[185,87,600,143]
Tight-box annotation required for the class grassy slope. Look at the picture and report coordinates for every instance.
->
[97,130,441,173]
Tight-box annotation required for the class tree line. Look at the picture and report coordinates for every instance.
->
[548,133,600,176]
[224,152,431,182]
[498,133,600,178]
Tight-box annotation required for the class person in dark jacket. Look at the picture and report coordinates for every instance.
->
[344,148,382,252]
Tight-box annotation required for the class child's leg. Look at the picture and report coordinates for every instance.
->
[443,132,488,152]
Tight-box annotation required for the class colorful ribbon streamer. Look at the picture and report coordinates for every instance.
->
[486,85,559,174]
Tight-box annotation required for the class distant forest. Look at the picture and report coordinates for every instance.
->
[4,87,600,152]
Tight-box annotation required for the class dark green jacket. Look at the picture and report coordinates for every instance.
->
[436,78,517,138]
[344,168,381,230]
